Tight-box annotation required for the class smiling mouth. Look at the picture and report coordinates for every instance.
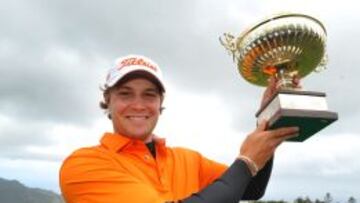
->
[126,116,149,121]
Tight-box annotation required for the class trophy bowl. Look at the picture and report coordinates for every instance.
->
[221,13,338,142]
[221,13,327,88]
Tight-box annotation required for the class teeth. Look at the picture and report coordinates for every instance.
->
[127,116,148,120]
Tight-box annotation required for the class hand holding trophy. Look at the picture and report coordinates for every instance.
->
[220,13,338,142]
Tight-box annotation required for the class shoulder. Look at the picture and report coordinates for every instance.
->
[168,146,227,182]
[170,146,202,158]
[167,146,221,166]
[59,145,114,178]
[61,145,107,163]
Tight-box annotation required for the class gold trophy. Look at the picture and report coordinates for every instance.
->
[220,13,338,142]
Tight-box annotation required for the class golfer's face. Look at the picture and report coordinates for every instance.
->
[108,78,162,141]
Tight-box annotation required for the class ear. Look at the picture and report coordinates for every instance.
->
[160,107,165,114]
[159,95,165,114]
[103,90,112,112]
[104,90,110,101]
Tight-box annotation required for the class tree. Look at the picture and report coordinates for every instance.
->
[324,192,333,203]
[294,197,305,203]
[304,197,312,203]
[294,196,312,203]
[348,196,356,203]
[314,198,324,203]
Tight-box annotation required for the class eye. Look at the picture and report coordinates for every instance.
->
[117,91,131,96]
[145,92,157,97]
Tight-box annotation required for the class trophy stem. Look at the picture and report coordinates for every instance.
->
[276,69,293,89]
[275,64,300,90]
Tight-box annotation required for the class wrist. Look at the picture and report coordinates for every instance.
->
[237,155,259,177]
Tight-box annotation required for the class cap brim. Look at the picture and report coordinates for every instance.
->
[109,70,165,93]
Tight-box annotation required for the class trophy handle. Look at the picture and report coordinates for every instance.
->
[219,33,238,62]
[314,54,328,73]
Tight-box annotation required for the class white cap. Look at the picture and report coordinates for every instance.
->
[104,54,165,92]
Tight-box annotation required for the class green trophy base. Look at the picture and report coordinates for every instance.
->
[256,90,338,142]
[267,109,338,141]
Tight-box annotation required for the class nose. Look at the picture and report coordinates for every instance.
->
[130,97,146,111]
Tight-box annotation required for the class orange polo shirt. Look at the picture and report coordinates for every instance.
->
[60,132,228,203]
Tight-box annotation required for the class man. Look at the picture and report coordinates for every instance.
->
[60,54,298,203]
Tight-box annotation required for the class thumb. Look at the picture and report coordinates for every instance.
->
[255,119,268,132]
[268,76,276,88]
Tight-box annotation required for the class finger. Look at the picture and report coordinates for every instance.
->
[272,138,285,149]
[283,132,299,140]
[292,76,301,88]
[255,120,268,132]
[269,126,299,139]
[268,76,276,87]
[265,77,276,94]
[272,132,299,148]
[267,77,279,96]
[261,78,277,107]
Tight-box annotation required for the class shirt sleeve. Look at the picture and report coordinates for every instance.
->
[179,157,273,202]
[242,157,273,200]
[197,152,228,189]
[181,159,252,203]
[59,148,165,203]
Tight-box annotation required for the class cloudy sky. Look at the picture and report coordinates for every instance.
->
[1,0,359,201]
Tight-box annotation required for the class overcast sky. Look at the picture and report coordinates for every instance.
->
[1,0,359,201]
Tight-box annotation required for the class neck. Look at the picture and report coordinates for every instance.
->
[113,130,154,143]
[143,134,154,143]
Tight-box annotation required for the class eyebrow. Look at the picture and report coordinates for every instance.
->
[144,88,160,94]
[116,86,131,91]
[116,86,159,93]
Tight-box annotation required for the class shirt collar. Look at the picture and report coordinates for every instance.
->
[100,132,166,152]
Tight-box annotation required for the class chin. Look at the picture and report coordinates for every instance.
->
[115,123,155,141]
[133,134,152,142]
[127,130,152,140]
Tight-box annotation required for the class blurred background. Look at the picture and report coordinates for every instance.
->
[0,0,359,201]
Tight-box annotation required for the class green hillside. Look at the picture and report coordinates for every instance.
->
[0,177,64,203]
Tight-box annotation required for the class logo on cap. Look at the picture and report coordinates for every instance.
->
[117,57,158,72]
